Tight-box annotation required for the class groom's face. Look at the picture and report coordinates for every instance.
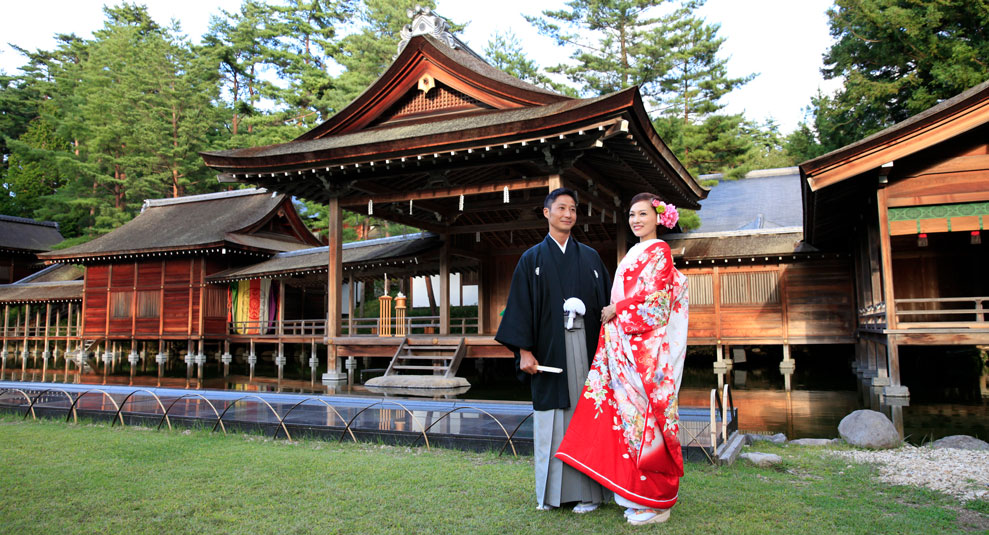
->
[544,194,577,235]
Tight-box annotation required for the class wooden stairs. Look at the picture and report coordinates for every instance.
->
[383,338,466,379]
[366,338,470,391]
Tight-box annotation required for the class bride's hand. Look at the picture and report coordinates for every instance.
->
[600,304,616,323]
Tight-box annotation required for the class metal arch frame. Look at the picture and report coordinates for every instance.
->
[340,400,430,450]
[207,395,289,439]
[111,389,171,431]
[498,411,534,457]
[159,393,227,435]
[273,397,357,443]
[0,388,36,419]
[410,406,519,457]
[64,389,124,426]
[24,388,75,421]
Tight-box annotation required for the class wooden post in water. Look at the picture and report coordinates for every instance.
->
[185,340,193,389]
[248,339,256,382]
[276,342,285,392]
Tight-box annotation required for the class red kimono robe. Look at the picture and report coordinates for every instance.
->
[555,239,689,509]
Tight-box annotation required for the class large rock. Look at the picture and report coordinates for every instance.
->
[837,410,901,449]
[739,452,782,467]
[931,435,989,451]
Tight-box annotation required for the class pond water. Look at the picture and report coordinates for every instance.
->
[4,344,986,444]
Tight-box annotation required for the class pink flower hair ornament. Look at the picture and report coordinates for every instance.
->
[651,198,679,229]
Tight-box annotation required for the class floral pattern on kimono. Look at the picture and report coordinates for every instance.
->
[583,240,688,476]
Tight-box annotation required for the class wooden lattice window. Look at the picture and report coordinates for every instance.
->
[110,291,132,318]
[136,291,160,319]
[720,271,780,305]
[686,274,713,305]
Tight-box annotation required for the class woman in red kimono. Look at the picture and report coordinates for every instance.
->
[555,192,689,525]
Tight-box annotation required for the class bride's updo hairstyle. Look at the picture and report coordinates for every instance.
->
[630,192,660,207]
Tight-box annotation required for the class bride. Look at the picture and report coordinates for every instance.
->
[554,192,689,525]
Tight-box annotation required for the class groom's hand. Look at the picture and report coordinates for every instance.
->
[519,349,539,374]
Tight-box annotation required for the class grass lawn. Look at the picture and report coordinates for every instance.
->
[0,415,985,534]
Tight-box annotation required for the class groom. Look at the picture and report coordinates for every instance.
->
[495,187,611,512]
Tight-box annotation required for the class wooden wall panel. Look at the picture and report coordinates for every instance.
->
[686,307,717,339]
[163,260,191,285]
[86,265,109,288]
[109,263,134,288]
[161,288,189,335]
[137,261,163,287]
[83,290,107,336]
[783,261,855,338]
[719,307,783,338]
[135,318,160,336]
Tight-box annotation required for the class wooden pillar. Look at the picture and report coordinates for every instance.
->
[439,235,451,335]
[347,276,355,336]
[1,304,8,380]
[876,188,903,391]
[41,303,51,382]
[547,174,562,192]
[477,263,486,335]
[22,303,30,375]
[327,196,343,338]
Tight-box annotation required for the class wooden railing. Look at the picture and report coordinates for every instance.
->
[227,316,479,337]
[857,302,887,331]
[894,296,988,328]
[0,325,80,338]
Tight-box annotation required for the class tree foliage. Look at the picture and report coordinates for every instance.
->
[810,0,989,153]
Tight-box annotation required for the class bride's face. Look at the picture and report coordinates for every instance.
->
[628,200,658,239]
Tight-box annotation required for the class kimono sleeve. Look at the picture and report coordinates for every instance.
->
[494,254,536,353]
[613,242,675,335]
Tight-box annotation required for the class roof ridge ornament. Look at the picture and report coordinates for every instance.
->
[397,6,458,54]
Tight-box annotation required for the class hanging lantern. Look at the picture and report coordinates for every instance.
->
[409,199,413,215]
[503,186,509,203]
[459,194,464,211]
[368,199,374,215]
[917,233,928,247]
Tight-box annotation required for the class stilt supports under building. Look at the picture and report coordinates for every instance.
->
[779,344,795,391]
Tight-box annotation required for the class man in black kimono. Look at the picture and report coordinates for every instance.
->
[495,187,611,512]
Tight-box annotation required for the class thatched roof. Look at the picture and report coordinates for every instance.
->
[0,280,83,303]
[40,189,321,263]
[664,229,812,263]
[0,215,64,253]
[208,233,473,282]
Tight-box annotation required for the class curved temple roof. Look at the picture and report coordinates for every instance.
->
[200,31,706,212]
[40,189,321,263]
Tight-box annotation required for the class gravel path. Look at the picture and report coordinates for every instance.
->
[830,446,989,502]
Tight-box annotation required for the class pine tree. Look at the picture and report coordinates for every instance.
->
[484,30,575,95]
[813,0,989,150]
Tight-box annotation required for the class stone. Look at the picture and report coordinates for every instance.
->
[838,410,901,449]
[789,438,833,447]
[740,452,782,467]
[747,433,787,445]
[930,435,989,451]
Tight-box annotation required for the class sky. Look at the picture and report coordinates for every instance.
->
[0,0,842,134]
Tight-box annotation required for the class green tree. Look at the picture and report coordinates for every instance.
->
[325,0,440,114]
[814,0,989,149]
[4,113,66,217]
[525,0,676,98]
[484,30,576,95]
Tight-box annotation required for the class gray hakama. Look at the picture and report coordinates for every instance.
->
[533,316,604,507]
